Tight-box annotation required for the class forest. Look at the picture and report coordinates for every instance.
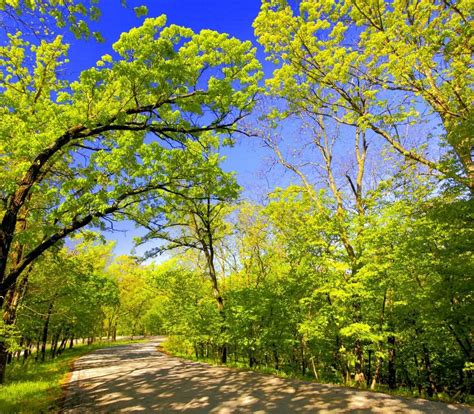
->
[0,0,472,407]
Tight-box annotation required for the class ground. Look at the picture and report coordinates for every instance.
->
[62,337,474,413]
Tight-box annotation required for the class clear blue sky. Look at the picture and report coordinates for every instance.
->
[66,0,266,74]
[61,0,287,257]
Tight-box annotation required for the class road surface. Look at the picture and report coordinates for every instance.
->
[62,336,473,413]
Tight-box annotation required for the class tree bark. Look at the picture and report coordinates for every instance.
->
[57,337,68,355]
[0,341,7,384]
[371,356,383,390]
[388,335,397,389]
[51,332,60,358]
[41,302,53,362]
[422,345,437,397]
[367,349,372,388]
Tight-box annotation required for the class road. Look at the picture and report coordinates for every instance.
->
[62,337,473,413]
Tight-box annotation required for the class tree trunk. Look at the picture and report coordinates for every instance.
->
[51,332,59,358]
[58,337,68,355]
[310,356,319,380]
[0,264,33,383]
[249,350,256,368]
[334,334,346,382]
[205,250,227,364]
[273,343,279,371]
[371,356,383,389]
[35,337,41,361]
[414,354,423,396]
[388,335,397,389]
[23,342,32,363]
[41,302,53,362]
[354,338,365,385]
[352,296,365,385]
[220,340,228,364]
[300,340,307,376]
[0,341,7,384]
[367,349,372,387]
[422,345,436,397]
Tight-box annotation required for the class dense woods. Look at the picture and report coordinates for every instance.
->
[0,0,472,406]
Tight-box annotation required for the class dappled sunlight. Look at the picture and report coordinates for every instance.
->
[62,338,473,413]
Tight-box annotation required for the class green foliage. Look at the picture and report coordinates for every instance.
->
[148,260,222,352]
[133,5,147,18]
[0,0,105,40]
[0,12,261,277]
[254,0,473,190]
[158,181,473,401]
[0,13,262,357]
[0,0,471,406]
[105,255,156,337]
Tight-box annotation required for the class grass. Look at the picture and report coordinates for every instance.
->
[0,338,146,414]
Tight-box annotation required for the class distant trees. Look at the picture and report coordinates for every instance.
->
[106,256,155,339]
[7,242,170,366]
[12,240,118,362]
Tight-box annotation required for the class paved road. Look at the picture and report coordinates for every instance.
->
[62,337,473,413]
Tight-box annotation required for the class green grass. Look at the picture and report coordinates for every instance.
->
[0,338,147,414]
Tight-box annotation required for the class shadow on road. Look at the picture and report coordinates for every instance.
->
[62,337,473,413]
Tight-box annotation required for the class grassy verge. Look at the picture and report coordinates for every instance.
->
[0,338,147,414]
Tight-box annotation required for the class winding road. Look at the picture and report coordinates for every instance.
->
[62,337,473,413]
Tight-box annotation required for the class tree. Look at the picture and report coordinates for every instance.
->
[0,15,261,382]
[134,139,238,363]
[254,0,473,192]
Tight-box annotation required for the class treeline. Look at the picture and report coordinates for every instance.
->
[3,182,471,402]
[4,241,161,365]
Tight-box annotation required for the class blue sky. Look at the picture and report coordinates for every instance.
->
[60,0,285,257]
[66,1,266,74]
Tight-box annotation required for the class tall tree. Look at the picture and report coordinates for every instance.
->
[0,15,261,382]
[134,138,238,363]
[254,0,473,192]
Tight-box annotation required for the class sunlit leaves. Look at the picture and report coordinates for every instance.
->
[254,0,473,190]
[0,16,261,287]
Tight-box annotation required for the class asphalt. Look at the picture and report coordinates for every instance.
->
[61,336,474,413]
